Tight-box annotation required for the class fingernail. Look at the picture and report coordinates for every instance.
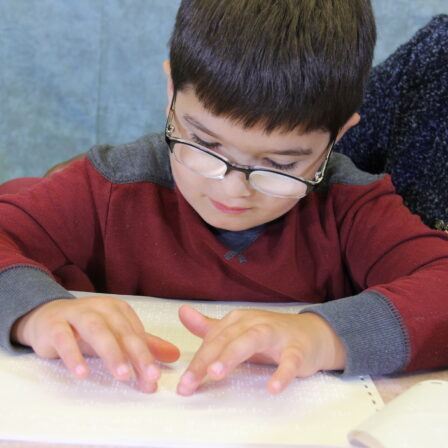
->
[177,383,194,396]
[209,361,224,376]
[270,380,283,393]
[146,364,160,381]
[181,371,196,385]
[141,381,157,394]
[116,364,130,377]
[74,364,87,377]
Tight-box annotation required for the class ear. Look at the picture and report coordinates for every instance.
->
[162,60,175,117]
[335,113,361,144]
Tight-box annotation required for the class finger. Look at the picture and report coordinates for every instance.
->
[118,332,160,384]
[206,325,273,381]
[267,346,304,394]
[145,333,180,363]
[50,322,89,379]
[107,301,164,381]
[178,305,216,339]
[177,322,244,396]
[137,375,158,394]
[114,300,179,371]
[117,300,180,362]
[115,299,148,337]
[71,312,132,382]
[101,312,162,386]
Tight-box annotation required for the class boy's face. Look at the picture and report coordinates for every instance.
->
[165,78,357,232]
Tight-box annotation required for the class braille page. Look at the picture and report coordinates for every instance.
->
[0,293,383,448]
[348,380,448,448]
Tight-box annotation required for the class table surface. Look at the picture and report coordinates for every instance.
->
[1,368,446,448]
[2,292,446,448]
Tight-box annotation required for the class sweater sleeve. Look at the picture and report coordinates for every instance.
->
[299,290,409,376]
[303,175,448,376]
[0,159,109,352]
[0,267,76,352]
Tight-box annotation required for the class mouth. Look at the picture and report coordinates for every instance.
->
[210,199,251,215]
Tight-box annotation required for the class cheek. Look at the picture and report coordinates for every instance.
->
[170,157,208,199]
[170,158,187,189]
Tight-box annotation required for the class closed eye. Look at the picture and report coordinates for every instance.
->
[190,133,221,150]
[190,133,299,171]
[264,159,298,171]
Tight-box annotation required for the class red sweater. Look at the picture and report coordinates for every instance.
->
[0,134,447,375]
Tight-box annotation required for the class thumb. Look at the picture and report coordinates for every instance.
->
[145,333,181,363]
[178,304,215,339]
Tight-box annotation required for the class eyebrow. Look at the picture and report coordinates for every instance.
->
[183,114,223,140]
[183,114,314,156]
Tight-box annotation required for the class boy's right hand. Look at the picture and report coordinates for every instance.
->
[11,296,180,393]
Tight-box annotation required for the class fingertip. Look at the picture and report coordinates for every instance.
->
[208,361,226,379]
[177,383,194,396]
[178,304,198,323]
[158,341,181,363]
[139,379,158,394]
[177,370,199,396]
[145,333,181,363]
[162,346,181,364]
[268,379,285,395]
[178,304,192,314]
[178,305,210,338]
[180,370,196,385]
[178,304,190,317]
[171,345,181,361]
[179,303,205,318]
[146,363,161,381]
[114,363,132,380]
[74,363,89,379]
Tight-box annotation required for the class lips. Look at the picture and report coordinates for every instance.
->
[210,199,251,215]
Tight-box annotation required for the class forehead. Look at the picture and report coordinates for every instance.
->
[173,89,331,155]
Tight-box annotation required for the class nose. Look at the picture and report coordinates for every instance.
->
[220,169,252,198]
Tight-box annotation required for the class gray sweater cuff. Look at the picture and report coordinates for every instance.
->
[299,290,410,376]
[0,266,76,353]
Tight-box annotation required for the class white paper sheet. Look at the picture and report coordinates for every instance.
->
[0,293,383,447]
[348,380,448,448]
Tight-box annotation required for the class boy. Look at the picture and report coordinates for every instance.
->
[0,0,447,396]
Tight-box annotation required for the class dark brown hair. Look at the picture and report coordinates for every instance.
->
[169,0,376,138]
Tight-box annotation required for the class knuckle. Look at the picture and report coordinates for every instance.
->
[110,298,134,315]
[215,332,230,344]
[203,331,218,343]
[247,323,272,339]
[51,327,72,347]
[204,325,234,344]
[79,313,104,336]
[121,302,135,314]
[33,324,70,358]
[283,347,305,371]
[120,332,143,351]
[111,320,133,337]
[225,309,244,321]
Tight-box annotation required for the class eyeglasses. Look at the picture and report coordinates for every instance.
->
[164,91,337,199]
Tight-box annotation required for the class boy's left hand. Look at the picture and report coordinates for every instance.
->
[177,305,346,395]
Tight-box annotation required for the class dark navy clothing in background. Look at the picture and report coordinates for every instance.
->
[337,15,448,228]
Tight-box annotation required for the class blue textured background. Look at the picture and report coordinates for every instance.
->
[0,0,447,183]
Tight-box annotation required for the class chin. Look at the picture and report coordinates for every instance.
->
[205,216,258,232]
